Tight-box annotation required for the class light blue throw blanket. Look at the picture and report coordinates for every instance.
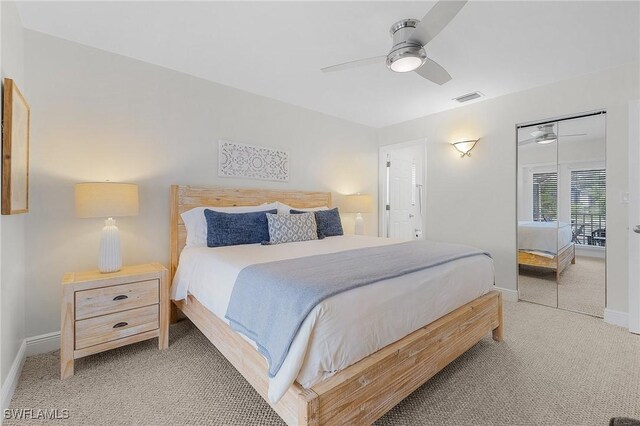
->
[225,240,491,378]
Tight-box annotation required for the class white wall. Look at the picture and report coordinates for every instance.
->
[378,62,640,313]
[1,0,26,387]
[23,30,378,339]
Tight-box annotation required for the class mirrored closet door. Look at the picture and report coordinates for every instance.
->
[517,122,559,308]
[517,112,606,317]
[556,114,606,316]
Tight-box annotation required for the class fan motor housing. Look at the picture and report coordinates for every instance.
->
[389,19,421,49]
[387,18,427,72]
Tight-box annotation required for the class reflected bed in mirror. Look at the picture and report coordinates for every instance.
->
[517,221,575,280]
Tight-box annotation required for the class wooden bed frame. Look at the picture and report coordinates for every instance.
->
[169,185,503,426]
[518,242,576,280]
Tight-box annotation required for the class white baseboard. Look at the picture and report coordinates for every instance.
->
[0,331,60,418]
[494,286,518,302]
[25,331,60,356]
[604,308,629,329]
[1,340,26,414]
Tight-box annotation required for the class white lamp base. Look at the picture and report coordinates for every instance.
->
[354,213,364,236]
[99,218,122,273]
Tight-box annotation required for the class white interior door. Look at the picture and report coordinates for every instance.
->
[380,143,425,239]
[389,152,413,239]
[629,100,640,334]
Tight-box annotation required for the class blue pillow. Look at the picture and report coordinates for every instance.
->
[204,209,277,247]
[290,208,343,238]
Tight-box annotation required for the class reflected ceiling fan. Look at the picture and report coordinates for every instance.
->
[320,0,468,85]
[518,124,587,146]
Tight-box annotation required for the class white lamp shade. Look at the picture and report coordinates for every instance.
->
[344,194,373,213]
[75,182,139,218]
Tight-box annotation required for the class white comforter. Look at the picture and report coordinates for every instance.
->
[171,235,494,403]
[518,221,572,253]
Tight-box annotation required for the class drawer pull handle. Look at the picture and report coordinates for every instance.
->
[113,322,128,329]
[113,295,128,301]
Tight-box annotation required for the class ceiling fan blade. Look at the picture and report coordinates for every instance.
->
[559,133,587,138]
[408,0,468,47]
[414,58,451,85]
[321,56,386,73]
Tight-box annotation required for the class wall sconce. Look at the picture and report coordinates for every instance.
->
[452,139,479,158]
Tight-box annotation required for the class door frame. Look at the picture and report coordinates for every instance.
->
[629,100,640,334]
[378,139,427,238]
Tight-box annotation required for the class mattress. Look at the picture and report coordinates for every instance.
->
[171,235,495,403]
[518,221,572,254]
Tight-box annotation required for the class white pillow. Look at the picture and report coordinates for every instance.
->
[276,202,329,215]
[181,203,277,248]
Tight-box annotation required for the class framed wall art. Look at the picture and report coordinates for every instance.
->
[2,78,30,215]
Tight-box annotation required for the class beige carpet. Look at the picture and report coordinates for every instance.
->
[7,301,639,425]
[519,255,606,316]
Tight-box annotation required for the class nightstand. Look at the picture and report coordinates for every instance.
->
[60,263,169,379]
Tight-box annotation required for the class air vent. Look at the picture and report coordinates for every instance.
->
[454,92,482,103]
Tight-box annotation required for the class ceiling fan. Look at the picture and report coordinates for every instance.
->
[320,0,468,85]
[518,124,587,146]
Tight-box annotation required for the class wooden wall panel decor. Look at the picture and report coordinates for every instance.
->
[169,185,504,425]
[218,140,289,182]
[2,78,30,215]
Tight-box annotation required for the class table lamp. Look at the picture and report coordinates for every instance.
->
[75,182,139,273]
[344,194,372,235]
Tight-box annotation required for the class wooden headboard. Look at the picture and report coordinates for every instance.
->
[169,185,332,280]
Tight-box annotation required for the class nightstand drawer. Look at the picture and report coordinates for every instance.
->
[75,305,159,350]
[75,280,159,320]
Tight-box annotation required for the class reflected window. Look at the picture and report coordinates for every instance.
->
[571,169,606,246]
[532,172,558,222]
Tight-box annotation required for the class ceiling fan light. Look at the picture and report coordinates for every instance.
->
[536,137,556,145]
[386,46,426,73]
[390,56,422,72]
